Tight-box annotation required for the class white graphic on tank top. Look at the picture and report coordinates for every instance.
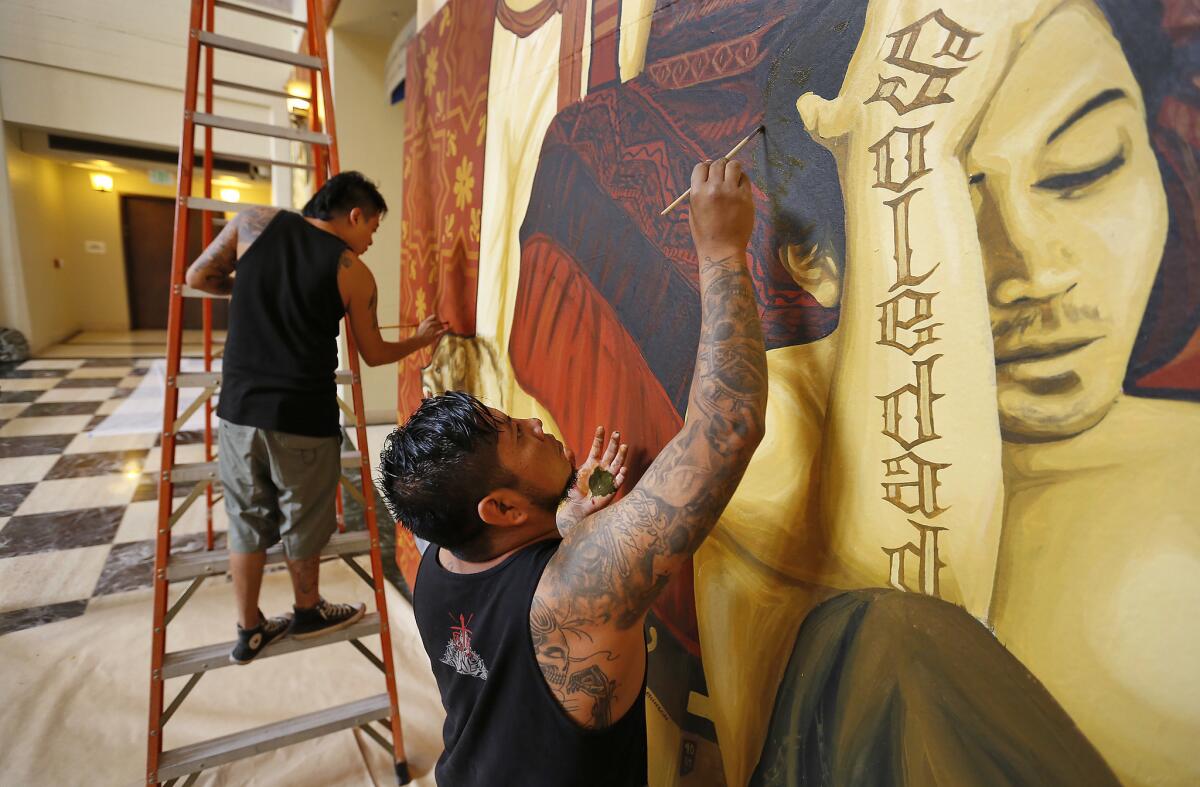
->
[441,612,488,680]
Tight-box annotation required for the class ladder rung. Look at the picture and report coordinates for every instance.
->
[167,530,369,582]
[170,451,363,484]
[162,613,381,678]
[176,370,354,387]
[250,157,316,171]
[181,285,230,300]
[197,31,321,70]
[193,112,330,146]
[186,196,278,214]
[213,0,308,28]
[169,464,218,484]
[212,77,293,100]
[156,694,390,781]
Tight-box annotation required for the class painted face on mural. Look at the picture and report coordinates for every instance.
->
[788,0,1169,442]
[965,0,1168,442]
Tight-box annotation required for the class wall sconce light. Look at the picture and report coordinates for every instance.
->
[219,187,241,203]
[285,79,312,116]
[286,96,311,114]
[90,172,114,192]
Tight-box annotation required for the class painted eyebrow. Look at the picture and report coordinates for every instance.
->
[1047,88,1128,144]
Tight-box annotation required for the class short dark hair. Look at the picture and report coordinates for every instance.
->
[301,171,387,220]
[378,391,516,556]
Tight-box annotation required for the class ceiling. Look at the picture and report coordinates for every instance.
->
[330,0,417,41]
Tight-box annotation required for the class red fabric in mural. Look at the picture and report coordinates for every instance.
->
[509,234,702,653]
[511,235,685,473]
[396,0,496,586]
[398,0,495,420]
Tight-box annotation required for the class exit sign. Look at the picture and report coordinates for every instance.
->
[148,169,173,185]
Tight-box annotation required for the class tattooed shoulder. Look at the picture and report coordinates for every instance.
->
[339,249,357,269]
[236,206,279,246]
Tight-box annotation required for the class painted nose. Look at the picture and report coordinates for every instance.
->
[975,180,1080,307]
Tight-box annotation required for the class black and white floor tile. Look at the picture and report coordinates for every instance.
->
[0,336,400,638]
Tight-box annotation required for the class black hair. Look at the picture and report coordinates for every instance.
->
[378,391,517,557]
[301,170,388,220]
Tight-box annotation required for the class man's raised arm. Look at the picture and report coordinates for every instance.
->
[542,158,767,630]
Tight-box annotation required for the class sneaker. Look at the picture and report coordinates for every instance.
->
[289,598,366,640]
[229,610,292,665]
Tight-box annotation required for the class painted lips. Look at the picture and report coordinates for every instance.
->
[995,336,1101,366]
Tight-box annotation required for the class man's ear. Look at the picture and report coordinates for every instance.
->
[348,206,365,227]
[477,488,530,528]
[778,242,842,308]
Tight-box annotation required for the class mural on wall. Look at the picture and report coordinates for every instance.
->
[401,0,1200,784]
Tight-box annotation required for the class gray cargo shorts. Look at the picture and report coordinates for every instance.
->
[217,419,340,559]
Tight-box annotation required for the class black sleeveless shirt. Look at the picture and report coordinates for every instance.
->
[413,539,648,786]
[217,211,346,437]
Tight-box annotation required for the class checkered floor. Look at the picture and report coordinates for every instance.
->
[0,355,226,635]
[0,343,402,638]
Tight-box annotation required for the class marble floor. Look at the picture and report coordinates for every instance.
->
[33,328,226,359]
[0,331,400,636]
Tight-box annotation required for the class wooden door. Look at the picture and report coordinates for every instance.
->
[120,195,229,330]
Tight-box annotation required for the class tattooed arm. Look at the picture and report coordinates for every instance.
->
[532,159,767,728]
[337,250,448,366]
[184,206,279,294]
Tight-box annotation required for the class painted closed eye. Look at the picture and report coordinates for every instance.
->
[1033,149,1126,197]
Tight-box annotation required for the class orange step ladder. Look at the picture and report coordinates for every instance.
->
[145,1,407,784]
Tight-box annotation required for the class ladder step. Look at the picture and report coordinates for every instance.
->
[176,370,355,387]
[171,451,364,483]
[186,196,278,214]
[162,613,381,678]
[157,693,390,781]
[197,30,322,70]
[181,285,230,300]
[250,157,316,171]
[213,0,308,28]
[193,112,331,146]
[212,77,294,100]
[167,530,370,582]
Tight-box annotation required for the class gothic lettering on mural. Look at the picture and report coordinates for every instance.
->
[872,10,981,594]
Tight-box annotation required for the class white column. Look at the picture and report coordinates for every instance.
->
[0,88,32,337]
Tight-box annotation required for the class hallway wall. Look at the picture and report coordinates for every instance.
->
[329,27,405,422]
[4,125,71,350]
[3,124,274,351]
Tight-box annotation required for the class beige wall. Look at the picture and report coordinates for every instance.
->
[0,0,295,157]
[0,0,290,351]
[0,98,29,334]
[56,165,274,334]
[5,125,73,351]
[329,29,405,423]
[3,123,274,349]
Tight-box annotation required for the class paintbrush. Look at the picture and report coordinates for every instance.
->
[659,124,765,216]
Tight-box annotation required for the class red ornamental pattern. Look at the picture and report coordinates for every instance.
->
[398,0,496,421]
[397,0,496,587]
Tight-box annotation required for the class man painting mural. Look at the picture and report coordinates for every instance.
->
[499,0,1200,783]
[184,172,446,667]
[381,159,766,786]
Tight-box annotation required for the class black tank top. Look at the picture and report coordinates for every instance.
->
[217,211,346,437]
[413,539,648,786]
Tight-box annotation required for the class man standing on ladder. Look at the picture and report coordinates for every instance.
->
[185,171,447,664]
